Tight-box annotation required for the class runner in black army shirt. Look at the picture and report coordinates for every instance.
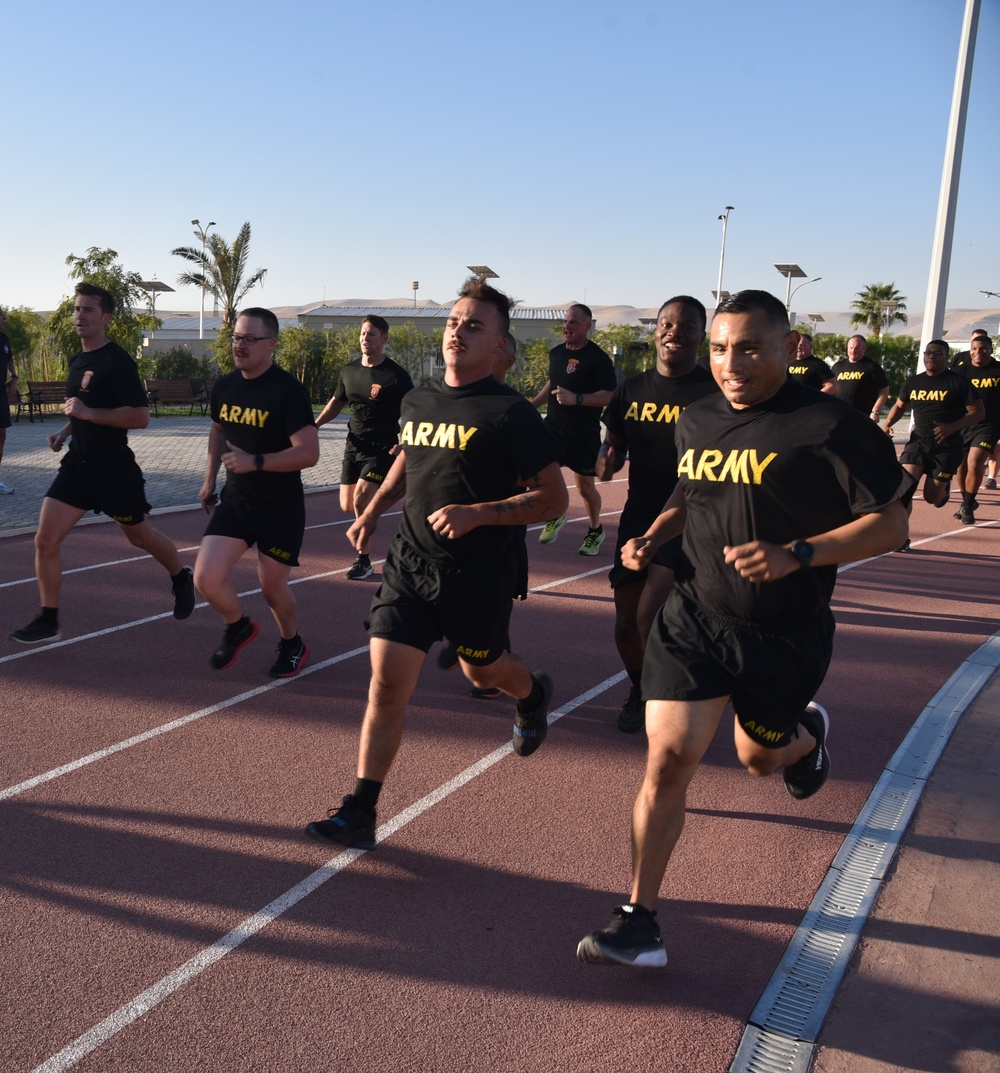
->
[598,296,718,733]
[578,290,911,970]
[10,283,195,645]
[881,339,982,530]
[786,333,836,394]
[316,315,413,580]
[954,335,1000,524]
[195,307,319,677]
[532,304,617,554]
[305,278,567,849]
[829,335,889,419]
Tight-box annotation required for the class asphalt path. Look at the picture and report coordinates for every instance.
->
[0,442,998,1072]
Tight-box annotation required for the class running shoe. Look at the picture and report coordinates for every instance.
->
[512,671,553,756]
[470,685,502,700]
[10,615,60,645]
[577,904,667,968]
[346,556,374,581]
[783,702,831,800]
[985,476,997,490]
[437,643,459,671]
[579,527,605,556]
[617,684,645,734]
[172,566,196,620]
[209,617,259,670]
[958,506,976,526]
[896,539,911,553]
[538,515,567,544]
[0,481,13,495]
[269,636,309,678]
[305,794,377,848]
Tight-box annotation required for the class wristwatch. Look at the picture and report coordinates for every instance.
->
[577,393,584,406]
[254,453,265,471]
[787,539,814,570]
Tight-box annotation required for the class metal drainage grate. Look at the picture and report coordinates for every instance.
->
[730,632,1000,1073]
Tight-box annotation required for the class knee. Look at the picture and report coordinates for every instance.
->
[260,576,290,609]
[35,529,62,557]
[737,743,784,778]
[193,562,220,597]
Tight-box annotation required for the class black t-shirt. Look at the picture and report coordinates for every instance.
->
[674,379,910,625]
[786,356,834,392]
[66,341,149,460]
[1,331,12,383]
[397,376,561,563]
[829,357,889,414]
[602,365,719,512]
[544,340,616,433]
[211,363,316,501]
[335,356,413,451]
[897,370,977,443]
[959,359,1000,425]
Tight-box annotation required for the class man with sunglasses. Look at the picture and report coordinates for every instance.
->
[194,308,319,676]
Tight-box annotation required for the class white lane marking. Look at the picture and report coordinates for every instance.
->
[0,647,369,802]
[28,672,627,1073]
[0,565,612,797]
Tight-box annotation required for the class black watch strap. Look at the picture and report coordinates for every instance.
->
[788,539,814,570]
[254,453,265,471]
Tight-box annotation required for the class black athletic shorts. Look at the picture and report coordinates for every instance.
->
[609,499,683,589]
[204,487,305,566]
[642,590,835,749]
[0,391,11,430]
[900,435,963,482]
[962,423,1000,454]
[547,423,601,477]
[46,450,151,526]
[368,536,516,665]
[341,443,395,486]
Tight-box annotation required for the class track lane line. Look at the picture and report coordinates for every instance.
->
[26,672,627,1073]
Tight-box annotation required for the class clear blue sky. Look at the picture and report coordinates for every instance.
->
[3,0,997,318]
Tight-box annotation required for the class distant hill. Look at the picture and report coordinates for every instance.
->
[147,299,1000,341]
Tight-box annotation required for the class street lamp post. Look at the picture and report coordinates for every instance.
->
[787,277,821,324]
[191,218,216,340]
[880,299,900,339]
[716,206,734,306]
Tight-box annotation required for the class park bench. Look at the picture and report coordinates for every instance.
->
[144,379,211,417]
[16,381,67,423]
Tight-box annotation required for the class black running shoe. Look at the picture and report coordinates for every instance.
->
[172,566,196,620]
[269,636,309,678]
[346,556,374,581]
[783,703,831,800]
[896,539,911,553]
[10,615,61,645]
[577,904,667,968]
[210,617,259,670]
[958,506,976,525]
[305,794,376,848]
[437,643,459,671]
[513,671,553,757]
[617,684,645,734]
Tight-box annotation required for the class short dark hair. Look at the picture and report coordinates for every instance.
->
[363,314,389,335]
[971,328,988,338]
[799,332,812,343]
[926,339,950,353]
[658,295,707,332]
[848,334,866,344]
[714,289,789,332]
[238,307,279,337]
[567,302,593,321]
[74,281,115,315]
[457,277,513,335]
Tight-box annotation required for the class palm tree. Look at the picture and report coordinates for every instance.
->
[850,282,908,338]
[171,222,267,332]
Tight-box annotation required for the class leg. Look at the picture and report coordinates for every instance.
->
[635,565,677,649]
[119,518,184,575]
[257,553,296,638]
[733,713,818,777]
[575,472,602,529]
[338,482,355,515]
[351,479,380,555]
[357,638,426,782]
[34,497,87,607]
[613,581,645,674]
[194,534,250,624]
[922,476,950,507]
[629,697,729,910]
[460,649,533,699]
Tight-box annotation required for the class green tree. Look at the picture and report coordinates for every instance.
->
[850,282,908,338]
[2,306,50,380]
[386,323,439,384]
[47,247,161,362]
[519,335,558,400]
[277,324,356,403]
[592,322,650,378]
[147,345,215,382]
[171,222,267,333]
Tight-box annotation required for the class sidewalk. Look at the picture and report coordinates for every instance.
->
[0,413,347,535]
